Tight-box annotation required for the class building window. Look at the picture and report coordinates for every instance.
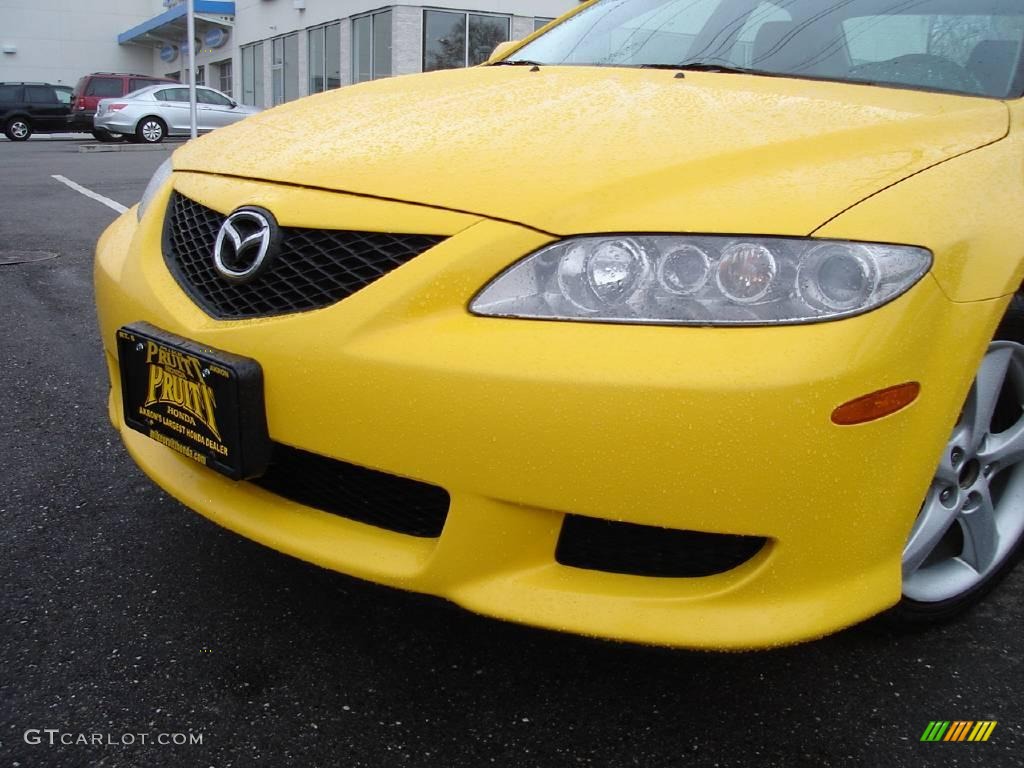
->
[353,10,392,83]
[423,10,510,71]
[241,42,263,105]
[216,59,232,96]
[272,33,299,105]
[535,17,554,31]
[308,21,341,93]
[195,64,205,86]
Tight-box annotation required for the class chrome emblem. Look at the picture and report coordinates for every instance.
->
[213,208,278,283]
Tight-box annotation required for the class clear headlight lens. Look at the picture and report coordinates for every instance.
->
[137,157,173,222]
[470,235,931,326]
[716,242,776,305]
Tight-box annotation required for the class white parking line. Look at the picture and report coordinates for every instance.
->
[51,174,129,214]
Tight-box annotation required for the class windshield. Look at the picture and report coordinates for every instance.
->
[511,0,1024,98]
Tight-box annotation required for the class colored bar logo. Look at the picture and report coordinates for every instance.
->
[921,721,997,742]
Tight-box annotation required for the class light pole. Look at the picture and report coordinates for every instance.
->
[186,0,197,139]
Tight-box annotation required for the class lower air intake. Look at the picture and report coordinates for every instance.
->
[250,443,450,538]
[555,514,766,577]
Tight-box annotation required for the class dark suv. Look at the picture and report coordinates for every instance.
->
[70,73,176,140]
[0,83,74,141]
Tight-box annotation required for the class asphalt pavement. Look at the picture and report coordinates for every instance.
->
[1,140,1022,768]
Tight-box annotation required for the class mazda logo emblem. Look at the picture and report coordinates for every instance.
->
[213,207,279,283]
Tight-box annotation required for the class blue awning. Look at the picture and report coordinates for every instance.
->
[118,1,235,47]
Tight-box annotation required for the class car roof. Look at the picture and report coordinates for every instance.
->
[126,84,184,94]
[85,72,174,79]
[120,84,225,98]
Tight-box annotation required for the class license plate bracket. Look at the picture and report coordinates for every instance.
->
[117,322,271,480]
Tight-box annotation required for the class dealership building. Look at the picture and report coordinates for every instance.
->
[0,0,575,104]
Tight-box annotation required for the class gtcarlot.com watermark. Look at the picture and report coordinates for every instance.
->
[24,729,204,747]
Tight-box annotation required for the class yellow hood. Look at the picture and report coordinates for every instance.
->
[173,67,1008,236]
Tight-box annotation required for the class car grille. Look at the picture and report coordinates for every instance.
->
[163,192,446,319]
[250,443,450,538]
[555,514,767,578]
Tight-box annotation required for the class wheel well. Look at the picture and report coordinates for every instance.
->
[136,115,166,130]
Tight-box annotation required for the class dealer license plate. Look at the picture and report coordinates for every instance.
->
[116,323,271,480]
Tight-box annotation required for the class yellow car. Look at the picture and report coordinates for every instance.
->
[95,0,1024,649]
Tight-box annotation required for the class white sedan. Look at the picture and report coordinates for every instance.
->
[94,84,261,143]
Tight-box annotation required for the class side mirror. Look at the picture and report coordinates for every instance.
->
[488,40,521,63]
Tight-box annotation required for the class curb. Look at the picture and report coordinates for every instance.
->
[79,142,180,153]
[0,134,88,142]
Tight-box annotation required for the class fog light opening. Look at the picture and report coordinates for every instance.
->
[831,382,921,425]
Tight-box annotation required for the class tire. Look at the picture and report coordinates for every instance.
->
[135,117,166,144]
[91,128,124,143]
[5,117,31,141]
[893,293,1024,623]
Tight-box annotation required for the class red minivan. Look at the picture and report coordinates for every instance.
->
[70,72,177,140]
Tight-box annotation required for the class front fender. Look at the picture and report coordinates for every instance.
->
[812,104,1024,303]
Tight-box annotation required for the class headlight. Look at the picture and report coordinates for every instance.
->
[137,157,173,222]
[470,235,931,326]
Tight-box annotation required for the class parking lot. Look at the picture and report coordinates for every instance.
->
[1,139,1022,768]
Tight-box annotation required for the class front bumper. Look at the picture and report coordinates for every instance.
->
[95,172,1008,649]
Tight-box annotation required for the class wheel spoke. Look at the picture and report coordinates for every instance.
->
[979,417,1024,468]
[902,485,959,577]
[934,428,966,486]
[959,483,1000,574]
[963,347,1013,452]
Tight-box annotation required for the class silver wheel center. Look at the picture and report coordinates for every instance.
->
[12,122,28,138]
[902,341,1024,602]
[142,122,161,141]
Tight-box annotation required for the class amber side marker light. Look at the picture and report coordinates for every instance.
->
[831,382,921,426]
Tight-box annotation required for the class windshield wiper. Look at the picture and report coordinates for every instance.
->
[490,59,544,67]
[640,62,764,75]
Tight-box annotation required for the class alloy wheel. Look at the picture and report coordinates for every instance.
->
[902,341,1024,602]
[140,120,163,143]
[10,120,29,139]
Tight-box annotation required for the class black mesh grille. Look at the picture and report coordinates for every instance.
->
[556,515,766,578]
[163,192,446,319]
[250,443,450,538]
